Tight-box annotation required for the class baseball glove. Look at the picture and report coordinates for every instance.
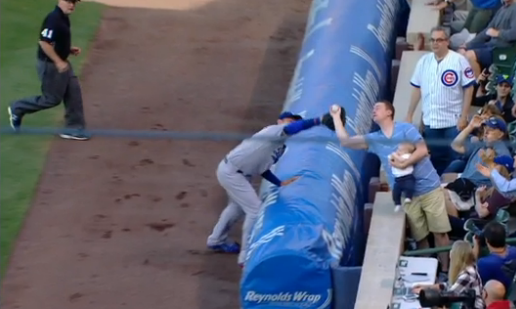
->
[321,106,346,131]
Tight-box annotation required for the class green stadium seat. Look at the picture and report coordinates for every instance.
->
[492,45,516,77]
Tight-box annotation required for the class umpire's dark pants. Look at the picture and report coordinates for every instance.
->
[11,59,86,129]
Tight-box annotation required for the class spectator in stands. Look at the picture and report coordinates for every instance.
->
[447,0,501,50]
[442,104,503,174]
[444,116,510,215]
[475,221,516,294]
[330,101,451,276]
[413,241,485,309]
[446,154,513,239]
[473,155,514,218]
[471,104,503,142]
[483,280,516,309]
[475,74,515,123]
[458,0,516,77]
[477,156,516,198]
[406,26,476,175]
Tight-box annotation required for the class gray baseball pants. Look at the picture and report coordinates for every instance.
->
[10,59,85,129]
[207,159,261,265]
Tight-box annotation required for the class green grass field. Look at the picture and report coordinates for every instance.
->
[0,0,104,274]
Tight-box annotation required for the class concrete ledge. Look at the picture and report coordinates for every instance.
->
[406,0,441,49]
[392,50,430,126]
[354,192,405,309]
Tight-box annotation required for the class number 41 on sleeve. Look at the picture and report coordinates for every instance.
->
[41,28,53,39]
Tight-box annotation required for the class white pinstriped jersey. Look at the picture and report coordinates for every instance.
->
[410,50,476,129]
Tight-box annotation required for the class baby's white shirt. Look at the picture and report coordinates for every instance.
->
[389,153,414,177]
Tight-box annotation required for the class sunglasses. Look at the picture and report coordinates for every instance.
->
[485,116,501,125]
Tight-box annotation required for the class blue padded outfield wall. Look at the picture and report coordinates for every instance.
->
[240,0,402,308]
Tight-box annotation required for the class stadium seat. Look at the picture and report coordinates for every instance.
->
[492,45,516,77]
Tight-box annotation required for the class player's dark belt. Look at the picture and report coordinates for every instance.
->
[223,157,244,174]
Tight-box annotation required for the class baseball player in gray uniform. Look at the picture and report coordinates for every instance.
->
[207,111,325,267]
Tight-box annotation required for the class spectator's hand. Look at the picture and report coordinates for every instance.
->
[468,115,483,128]
[329,105,341,117]
[476,163,492,177]
[431,1,448,10]
[486,28,500,37]
[404,115,413,124]
[478,68,490,83]
[457,45,467,55]
[473,234,481,246]
[488,99,497,105]
[457,116,468,131]
[476,185,487,193]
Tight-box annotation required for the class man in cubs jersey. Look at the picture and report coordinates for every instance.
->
[405,26,476,175]
[207,111,323,267]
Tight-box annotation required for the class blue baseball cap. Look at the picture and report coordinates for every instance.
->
[484,116,507,133]
[494,155,515,173]
[497,74,513,87]
[278,111,303,120]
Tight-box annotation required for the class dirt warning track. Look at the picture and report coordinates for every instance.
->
[1,0,310,308]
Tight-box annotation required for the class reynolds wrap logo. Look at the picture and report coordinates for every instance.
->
[244,289,332,308]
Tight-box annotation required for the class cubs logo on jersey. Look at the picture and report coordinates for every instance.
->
[441,69,458,87]
[464,67,474,79]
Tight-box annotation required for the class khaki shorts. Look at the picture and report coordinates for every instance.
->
[404,187,452,241]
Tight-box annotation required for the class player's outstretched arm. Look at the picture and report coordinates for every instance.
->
[283,118,321,136]
[330,106,368,150]
[261,170,282,186]
[261,170,298,187]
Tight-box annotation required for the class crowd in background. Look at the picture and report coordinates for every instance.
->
[376,0,516,307]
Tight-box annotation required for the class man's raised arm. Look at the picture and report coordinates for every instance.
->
[330,107,368,150]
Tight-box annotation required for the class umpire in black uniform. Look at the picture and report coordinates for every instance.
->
[8,0,89,141]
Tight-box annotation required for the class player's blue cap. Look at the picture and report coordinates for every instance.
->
[496,74,513,87]
[278,111,303,120]
[484,116,507,133]
[494,155,515,173]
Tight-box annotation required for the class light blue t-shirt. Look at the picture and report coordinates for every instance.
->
[365,122,440,196]
[461,141,510,186]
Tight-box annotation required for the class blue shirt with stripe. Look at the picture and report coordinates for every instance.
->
[365,122,441,196]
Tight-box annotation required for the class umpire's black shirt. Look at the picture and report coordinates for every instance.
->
[37,6,71,62]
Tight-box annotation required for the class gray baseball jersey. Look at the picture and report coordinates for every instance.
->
[226,124,288,176]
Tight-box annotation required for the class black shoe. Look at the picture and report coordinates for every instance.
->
[7,107,22,131]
